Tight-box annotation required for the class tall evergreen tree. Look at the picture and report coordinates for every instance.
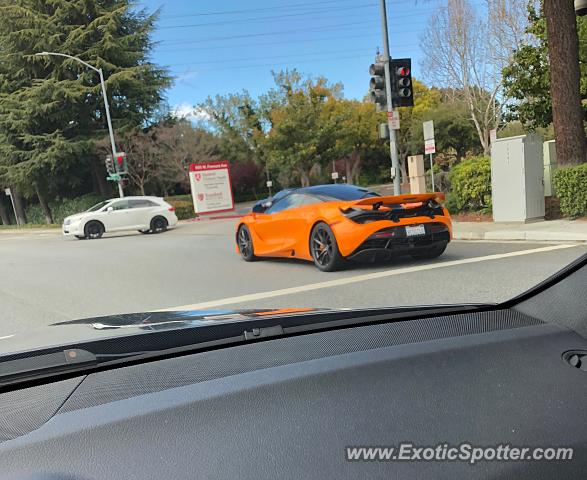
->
[0,0,170,223]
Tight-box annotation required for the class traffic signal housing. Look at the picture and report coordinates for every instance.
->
[105,155,115,175]
[391,58,414,108]
[369,62,387,110]
[114,152,127,174]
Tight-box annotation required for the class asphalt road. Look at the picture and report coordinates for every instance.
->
[1,220,586,334]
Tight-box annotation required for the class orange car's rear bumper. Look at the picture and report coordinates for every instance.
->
[331,215,452,258]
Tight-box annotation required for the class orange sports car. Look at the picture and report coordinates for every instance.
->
[235,184,452,271]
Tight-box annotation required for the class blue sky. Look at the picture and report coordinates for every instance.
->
[137,0,441,115]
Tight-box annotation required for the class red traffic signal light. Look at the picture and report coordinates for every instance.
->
[114,152,127,174]
[390,58,413,108]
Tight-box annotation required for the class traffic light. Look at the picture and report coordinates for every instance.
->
[114,152,127,174]
[390,58,414,108]
[369,62,387,110]
[105,155,115,175]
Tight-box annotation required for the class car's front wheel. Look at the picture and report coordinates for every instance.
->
[84,221,104,240]
[150,216,168,233]
[237,225,257,262]
[411,243,447,260]
[310,222,345,272]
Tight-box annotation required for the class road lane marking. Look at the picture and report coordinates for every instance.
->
[161,243,579,311]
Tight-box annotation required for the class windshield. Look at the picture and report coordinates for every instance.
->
[0,0,586,354]
[86,201,111,212]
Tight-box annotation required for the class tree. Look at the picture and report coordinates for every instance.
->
[0,0,170,223]
[544,0,586,165]
[265,77,343,186]
[155,121,220,191]
[328,100,384,185]
[420,0,528,154]
[504,1,586,165]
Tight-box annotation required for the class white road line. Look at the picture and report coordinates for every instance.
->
[162,243,579,311]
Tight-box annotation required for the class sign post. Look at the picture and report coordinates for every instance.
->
[189,161,235,215]
[423,120,436,192]
[387,110,400,130]
[4,187,19,227]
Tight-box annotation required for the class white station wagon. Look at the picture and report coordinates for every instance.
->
[62,196,179,239]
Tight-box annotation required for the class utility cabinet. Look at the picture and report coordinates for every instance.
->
[408,155,426,194]
[490,134,545,222]
[543,140,557,197]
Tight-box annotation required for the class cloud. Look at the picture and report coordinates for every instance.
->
[171,103,211,122]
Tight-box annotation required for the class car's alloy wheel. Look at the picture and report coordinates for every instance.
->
[238,225,257,262]
[84,221,104,240]
[310,222,345,272]
[150,216,168,233]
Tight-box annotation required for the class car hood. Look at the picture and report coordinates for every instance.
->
[0,308,320,356]
[64,212,87,223]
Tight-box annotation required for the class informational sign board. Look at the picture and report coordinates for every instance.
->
[423,120,435,141]
[425,138,436,154]
[4,188,11,196]
[331,171,339,180]
[266,180,273,188]
[189,161,234,214]
[387,110,400,130]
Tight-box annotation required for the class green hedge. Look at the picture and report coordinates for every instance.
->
[166,198,195,220]
[553,164,587,218]
[25,194,106,225]
[448,156,492,213]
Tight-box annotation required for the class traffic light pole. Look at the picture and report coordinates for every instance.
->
[379,0,401,195]
[35,52,124,198]
[98,69,124,198]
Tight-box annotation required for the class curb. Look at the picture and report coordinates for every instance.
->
[184,214,244,222]
[453,231,587,242]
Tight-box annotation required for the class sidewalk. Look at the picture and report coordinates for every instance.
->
[453,219,587,242]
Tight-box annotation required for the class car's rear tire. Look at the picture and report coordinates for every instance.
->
[84,221,104,240]
[74,235,86,240]
[150,216,168,233]
[237,225,257,262]
[310,222,345,272]
[411,243,447,260]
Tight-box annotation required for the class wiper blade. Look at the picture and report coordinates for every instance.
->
[0,348,96,386]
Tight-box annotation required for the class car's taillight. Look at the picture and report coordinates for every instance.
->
[168,207,175,212]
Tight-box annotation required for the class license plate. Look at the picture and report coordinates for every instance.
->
[405,224,426,237]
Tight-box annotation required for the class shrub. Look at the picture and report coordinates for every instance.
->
[444,192,459,214]
[448,156,492,212]
[166,199,195,220]
[553,164,587,218]
[25,194,106,225]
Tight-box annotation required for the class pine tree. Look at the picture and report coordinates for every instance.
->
[0,0,170,223]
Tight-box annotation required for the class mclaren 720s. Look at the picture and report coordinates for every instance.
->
[235,184,452,271]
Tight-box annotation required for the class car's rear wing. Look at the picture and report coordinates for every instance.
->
[350,192,445,207]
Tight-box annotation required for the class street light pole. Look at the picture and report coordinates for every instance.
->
[36,52,124,197]
[379,0,401,195]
